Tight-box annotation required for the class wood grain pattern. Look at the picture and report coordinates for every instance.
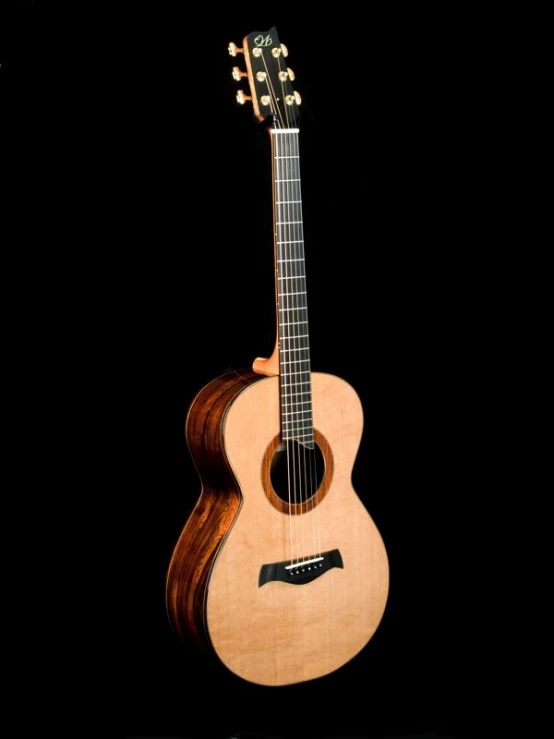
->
[165,368,262,649]
[166,369,389,685]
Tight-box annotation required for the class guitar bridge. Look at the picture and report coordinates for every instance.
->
[258,548,343,586]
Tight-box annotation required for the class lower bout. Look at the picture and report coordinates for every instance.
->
[206,566,388,686]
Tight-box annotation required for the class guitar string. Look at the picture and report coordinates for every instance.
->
[273,59,303,564]
[297,104,320,564]
[290,128,322,562]
[272,53,317,565]
[278,74,303,564]
[288,127,312,564]
[263,52,297,564]
[265,50,321,566]
[276,61,321,564]
[287,127,306,565]
[278,69,306,565]
[279,128,301,563]
[279,62,315,561]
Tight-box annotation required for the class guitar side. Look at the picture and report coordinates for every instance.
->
[165,369,261,651]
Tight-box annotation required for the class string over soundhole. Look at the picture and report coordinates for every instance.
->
[270,440,325,507]
[262,429,334,514]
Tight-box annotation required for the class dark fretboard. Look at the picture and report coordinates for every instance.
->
[271,128,314,449]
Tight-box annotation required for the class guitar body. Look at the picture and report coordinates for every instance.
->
[166,369,389,687]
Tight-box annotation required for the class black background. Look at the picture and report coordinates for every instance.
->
[2,2,497,737]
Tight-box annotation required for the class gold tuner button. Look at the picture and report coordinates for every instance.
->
[228,42,243,57]
[232,66,247,81]
[294,91,302,105]
[260,95,271,106]
[236,90,252,105]
[281,44,289,57]
[278,68,295,82]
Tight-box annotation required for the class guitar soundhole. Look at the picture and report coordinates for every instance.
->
[269,440,325,506]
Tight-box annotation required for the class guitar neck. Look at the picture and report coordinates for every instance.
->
[271,127,314,449]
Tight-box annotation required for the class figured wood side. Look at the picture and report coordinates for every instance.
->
[165,369,262,649]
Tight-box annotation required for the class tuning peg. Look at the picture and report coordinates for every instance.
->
[228,42,244,57]
[232,66,248,81]
[285,91,302,106]
[278,68,295,82]
[236,90,252,105]
[270,44,290,59]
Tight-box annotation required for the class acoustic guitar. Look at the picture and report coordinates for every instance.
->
[165,27,389,687]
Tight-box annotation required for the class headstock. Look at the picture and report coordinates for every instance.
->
[228,27,301,128]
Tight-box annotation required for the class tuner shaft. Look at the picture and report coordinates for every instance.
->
[228,42,244,57]
[236,90,252,105]
[232,66,248,81]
